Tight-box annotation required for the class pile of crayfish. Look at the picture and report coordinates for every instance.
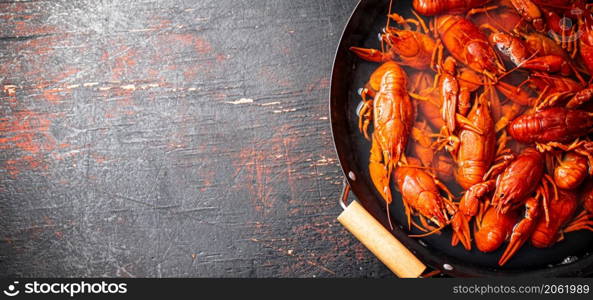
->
[351,0,593,266]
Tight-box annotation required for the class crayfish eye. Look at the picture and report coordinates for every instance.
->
[499,193,505,198]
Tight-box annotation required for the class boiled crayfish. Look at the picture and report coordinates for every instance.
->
[349,0,593,265]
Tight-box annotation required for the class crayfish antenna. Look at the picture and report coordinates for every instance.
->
[570,62,586,85]
[409,223,446,238]
[411,10,429,34]
[496,79,537,107]
[411,218,428,232]
[386,0,393,30]
[386,201,394,231]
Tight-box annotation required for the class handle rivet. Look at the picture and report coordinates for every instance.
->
[348,171,356,181]
[443,264,453,271]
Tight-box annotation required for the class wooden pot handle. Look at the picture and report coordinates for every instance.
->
[337,200,426,278]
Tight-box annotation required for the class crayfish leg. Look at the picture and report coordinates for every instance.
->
[466,5,499,18]
[434,178,455,206]
[564,210,593,233]
[431,40,444,73]
[484,153,514,181]
[358,88,374,140]
[411,10,429,34]
[456,114,484,135]
[387,12,420,31]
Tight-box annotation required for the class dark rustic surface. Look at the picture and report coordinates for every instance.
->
[0,0,394,277]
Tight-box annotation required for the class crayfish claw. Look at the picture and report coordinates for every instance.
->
[451,213,472,250]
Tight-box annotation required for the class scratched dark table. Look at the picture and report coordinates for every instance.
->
[0,0,395,277]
